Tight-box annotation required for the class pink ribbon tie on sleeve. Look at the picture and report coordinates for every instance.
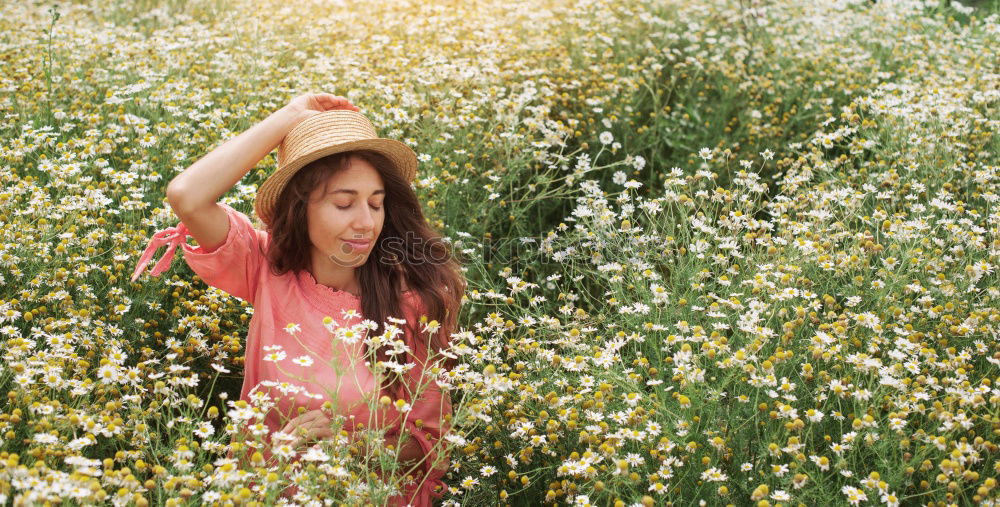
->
[130,222,190,283]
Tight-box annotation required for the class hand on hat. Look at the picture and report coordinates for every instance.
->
[286,93,360,123]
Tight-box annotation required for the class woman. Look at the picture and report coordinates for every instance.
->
[131,93,465,505]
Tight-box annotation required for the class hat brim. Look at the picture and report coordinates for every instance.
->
[254,138,417,227]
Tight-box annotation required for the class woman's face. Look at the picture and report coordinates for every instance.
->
[306,156,385,268]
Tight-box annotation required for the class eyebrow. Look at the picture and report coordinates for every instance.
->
[326,189,386,196]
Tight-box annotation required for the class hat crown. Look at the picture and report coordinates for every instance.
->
[277,110,379,168]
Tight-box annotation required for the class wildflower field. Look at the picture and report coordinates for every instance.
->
[2,0,1000,505]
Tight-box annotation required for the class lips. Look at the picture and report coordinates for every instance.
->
[342,238,372,251]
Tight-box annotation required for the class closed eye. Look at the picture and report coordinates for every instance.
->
[336,204,383,210]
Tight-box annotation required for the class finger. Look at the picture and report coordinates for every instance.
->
[279,417,297,435]
[291,425,316,450]
[301,409,324,425]
[285,409,322,431]
[280,414,306,435]
[301,415,326,434]
[327,95,353,107]
[292,415,320,437]
[289,431,304,450]
[312,427,334,441]
[295,425,334,450]
[286,422,309,441]
[299,414,332,442]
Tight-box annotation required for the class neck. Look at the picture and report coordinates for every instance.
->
[309,254,360,297]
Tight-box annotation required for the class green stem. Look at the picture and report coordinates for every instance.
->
[44,5,61,117]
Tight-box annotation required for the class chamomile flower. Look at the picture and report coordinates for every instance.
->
[292,355,314,367]
[263,350,287,363]
[701,467,728,482]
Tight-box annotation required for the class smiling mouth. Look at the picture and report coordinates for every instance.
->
[342,238,372,250]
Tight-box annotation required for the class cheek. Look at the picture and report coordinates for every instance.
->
[307,207,346,244]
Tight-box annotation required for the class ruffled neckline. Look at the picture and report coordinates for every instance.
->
[297,269,362,303]
[296,269,414,307]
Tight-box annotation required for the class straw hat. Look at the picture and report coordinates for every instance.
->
[253,109,417,228]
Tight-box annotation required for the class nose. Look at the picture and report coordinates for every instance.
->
[351,205,376,236]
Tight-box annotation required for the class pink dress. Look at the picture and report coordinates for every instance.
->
[132,202,451,506]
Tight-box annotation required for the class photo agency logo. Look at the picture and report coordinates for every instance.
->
[326,232,552,268]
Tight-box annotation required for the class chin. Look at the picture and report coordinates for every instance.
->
[328,253,369,268]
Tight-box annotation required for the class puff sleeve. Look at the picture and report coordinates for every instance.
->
[131,202,267,305]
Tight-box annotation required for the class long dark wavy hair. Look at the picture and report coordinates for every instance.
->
[263,149,465,403]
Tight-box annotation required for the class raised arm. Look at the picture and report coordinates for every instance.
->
[165,94,360,250]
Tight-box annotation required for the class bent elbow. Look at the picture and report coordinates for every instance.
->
[165,180,188,210]
[165,181,209,216]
